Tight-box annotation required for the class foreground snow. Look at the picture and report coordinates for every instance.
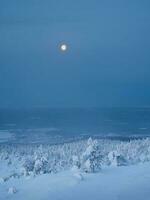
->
[1,138,150,199]
[1,162,150,200]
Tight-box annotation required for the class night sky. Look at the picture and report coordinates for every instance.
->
[0,0,150,108]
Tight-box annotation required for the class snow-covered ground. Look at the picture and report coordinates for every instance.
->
[1,162,150,200]
[1,138,150,200]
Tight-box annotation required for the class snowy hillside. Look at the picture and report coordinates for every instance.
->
[1,138,150,199]
[1,159,150,200]
[1,138,150,178]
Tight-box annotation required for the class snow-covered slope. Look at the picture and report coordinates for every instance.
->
[1,138,150,200]
[1,162,150,200]
[1,138,150,178]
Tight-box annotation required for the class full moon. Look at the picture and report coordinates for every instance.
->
[60,44,67,51]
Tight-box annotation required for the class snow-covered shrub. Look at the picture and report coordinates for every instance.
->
[108,151,127,166]
[34,156,48,175]
[71,155,80,171]
[8,187,17,194]
[21,157,35,176]
[71,156,84,181]
[81,138,102,173]
[34,159,44,174]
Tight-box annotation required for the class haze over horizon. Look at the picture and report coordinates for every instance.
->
[0,0,150,108]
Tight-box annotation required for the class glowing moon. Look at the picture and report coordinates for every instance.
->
[60,44,67,51]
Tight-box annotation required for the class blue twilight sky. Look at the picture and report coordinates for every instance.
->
[0,0,150,108]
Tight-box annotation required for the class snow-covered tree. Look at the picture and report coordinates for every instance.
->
[71,155,83,181]
[108,151,127,166]
[81,138,102,173]
[34,156,48,174]
[21,157,35,176]
[72,155,80,171]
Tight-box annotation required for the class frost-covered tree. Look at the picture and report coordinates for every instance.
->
[81,138,102,173]
[71,155,81,172]
[108,151,127,166]
[71,155,83,181]
[21,157,35,176]
[34,156,49,174]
